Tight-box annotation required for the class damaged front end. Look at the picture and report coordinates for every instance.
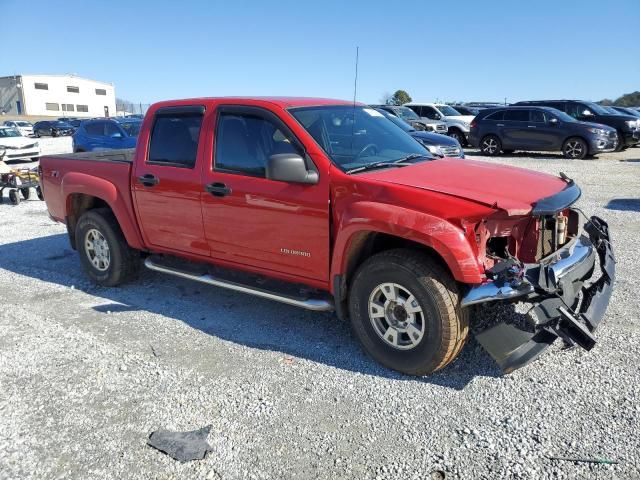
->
[462,182,615,373]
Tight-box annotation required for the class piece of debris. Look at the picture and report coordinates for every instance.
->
[547,455,618,465]
[147,425,213,463]
[150,344,160,358]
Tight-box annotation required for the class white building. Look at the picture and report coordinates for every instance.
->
[0,74,116,118]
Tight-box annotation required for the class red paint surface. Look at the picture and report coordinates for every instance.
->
[40,97,568,294]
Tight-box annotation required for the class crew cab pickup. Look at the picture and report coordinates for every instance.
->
[39,97,615,375]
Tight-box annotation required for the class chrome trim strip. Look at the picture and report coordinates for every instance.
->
[144,258,334,312]
[547,236,594,286]
[461,282,534,307]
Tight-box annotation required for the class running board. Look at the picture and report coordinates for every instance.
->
[144,257,334,312]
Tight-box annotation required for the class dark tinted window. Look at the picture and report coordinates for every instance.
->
[34,82,48,90]
[422,106,440,119]
[565,103,591,118]
[485,110,504,121]
[67,86,79,93]
[406,105,421,116]
[105,122,121,137]
[77,105,89,112]
[85,122,105,135]
[215,112,302,177]
[95,89,107,95]
[530,110,546,123]
[504,110,529,122]
[148,112,203,168]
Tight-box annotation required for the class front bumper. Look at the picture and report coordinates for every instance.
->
[463,216,615,372]
[622,130,639,146]
[588,134,617,153]
[2,148,40,160]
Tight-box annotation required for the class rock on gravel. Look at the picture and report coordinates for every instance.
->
[0,148,639,479]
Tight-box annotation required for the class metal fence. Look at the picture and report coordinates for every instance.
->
[115,101,151,117]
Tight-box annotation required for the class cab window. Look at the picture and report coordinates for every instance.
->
[148,109,204,168]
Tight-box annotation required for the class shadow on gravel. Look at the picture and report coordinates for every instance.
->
[606,198,640,212]
[0,233,503,389]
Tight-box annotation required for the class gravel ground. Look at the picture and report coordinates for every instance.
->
[0,145,639,479]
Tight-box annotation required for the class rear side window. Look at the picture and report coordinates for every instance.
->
[148,109,204,168]
[422,106,440,119]
[85,122,105,135]
[215,111,302,177]
[504,110,529,122]
[485,110,504,121]
[105,122,121,137]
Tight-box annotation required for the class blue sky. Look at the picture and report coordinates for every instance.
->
[3,0,639,104]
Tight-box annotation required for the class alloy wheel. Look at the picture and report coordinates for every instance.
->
[482,137,498,154]
[565,140,584,158]
[85,228,111,271]
[368,282,426,350]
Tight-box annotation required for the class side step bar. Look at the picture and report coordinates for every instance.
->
[144,257,334,312]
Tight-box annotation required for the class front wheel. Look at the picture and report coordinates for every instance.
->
[348,249,469,375]
[448,129,466,145]
[563,137,588,159]
[614,131,625,152]
[20,188,31,200]
[75,208,139,286]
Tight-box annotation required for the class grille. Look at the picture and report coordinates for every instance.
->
[435,124,447,132]
[442,146,461,156]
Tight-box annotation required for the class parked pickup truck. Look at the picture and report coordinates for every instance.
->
[39,97,615,375]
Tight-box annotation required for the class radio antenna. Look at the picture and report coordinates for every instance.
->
[353,46,359,105]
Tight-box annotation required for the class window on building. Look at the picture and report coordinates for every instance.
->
[35,83,48,90]
[148,109,204,168]
[62,104,75,112]
[95,88,107,96]
[67,86,80,93]
[46,103,60,111]
[77,105,89,112]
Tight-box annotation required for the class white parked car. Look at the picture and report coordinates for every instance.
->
[404,103,476,145]
[0,126,40,161]
[3,120,34,137]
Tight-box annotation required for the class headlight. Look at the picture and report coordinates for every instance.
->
[424,144,444,156]
[626,120,637,129]
[587,127,608,135]
[461,122,470,128]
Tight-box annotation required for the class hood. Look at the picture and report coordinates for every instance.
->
[444,115,475,123]
[577,121,616,132]
[363,158,568,216]
[592,114,638,123]
[411,131,459,146]
[0,136,37,148]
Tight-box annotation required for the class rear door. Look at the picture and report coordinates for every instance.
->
[132,105,209,256]
[200,105,330,281]
[502,109,531,148]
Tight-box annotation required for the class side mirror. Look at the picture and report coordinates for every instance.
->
[266,153,318,184]
[548,117,559,125]
[111,132,123,139]
[581,109,593,116]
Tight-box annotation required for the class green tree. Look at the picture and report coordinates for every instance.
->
[598,91,640,107]
[389,90,412,105]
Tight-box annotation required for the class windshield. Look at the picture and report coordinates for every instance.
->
[394,106,420,121]
[53,121,72,127]
[437,105,462,116]
[290,105,431,172]
[374,109,413,132]
[15,121,31,127]
[0,128,22,138]
[583,102,610,115]
[120,121,142,137]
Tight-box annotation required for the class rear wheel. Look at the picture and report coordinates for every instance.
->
[75,208,139,286]
[614,130,625,152]
[9,190,20,205]
[563,137,588,159]
[480,135,502,156]
[36,186,44,201]
[448,128,466,145]
[348,249,469,376]
[20,188,31,200]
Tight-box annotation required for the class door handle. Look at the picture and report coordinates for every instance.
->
[138,174,159,187]
[497,123,504,127]
[528,125,537,128]
[205,182,232,197]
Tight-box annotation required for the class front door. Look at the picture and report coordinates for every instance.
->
[200,105,330,281]
[104,106,109,117]
[502,109,532,149]
[132,105,209,256]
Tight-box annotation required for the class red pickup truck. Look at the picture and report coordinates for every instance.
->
[40,97,615,375]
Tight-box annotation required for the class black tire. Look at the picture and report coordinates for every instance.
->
[36,186,44,201]
[614,131,625,152]
[52,130,58,137]
[563,137,588,159]
[502,149,515,154]
[480,135,502,156]
[75,208,139,286]
[448,129,466,146]
[35,131,41,138]
[20,188,31,200]
[348,249,469,376]
[9,190,20,205]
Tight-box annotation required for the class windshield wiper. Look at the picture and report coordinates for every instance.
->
[345,154,429,175]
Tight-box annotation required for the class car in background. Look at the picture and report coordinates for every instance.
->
[404,103,475,145]
[451,105,481,116]
[0,126,40,161]
[3,120,34,137]
[72,118,140,152]
[514,100,640,151]
[33,120,74,137]
[372,107,464,158]
[609,106,640,119]
[370,105,448,134]
[469,106,617,159]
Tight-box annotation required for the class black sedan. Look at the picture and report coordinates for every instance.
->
[372,107,465,158]
[33,121,75,137]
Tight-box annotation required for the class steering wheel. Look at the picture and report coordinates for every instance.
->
[354,143,378,162]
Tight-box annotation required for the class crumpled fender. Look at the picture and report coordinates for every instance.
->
[62,172,144,250]
[330,201,484,285]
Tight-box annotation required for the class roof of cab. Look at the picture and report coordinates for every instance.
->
[149,97,360,110]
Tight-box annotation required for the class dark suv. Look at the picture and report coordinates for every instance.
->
[469,106,618,159]
[514,100,640,151]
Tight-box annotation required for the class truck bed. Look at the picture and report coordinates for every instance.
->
[55,148,135,164]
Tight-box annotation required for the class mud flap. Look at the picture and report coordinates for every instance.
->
[476,323,557,373]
